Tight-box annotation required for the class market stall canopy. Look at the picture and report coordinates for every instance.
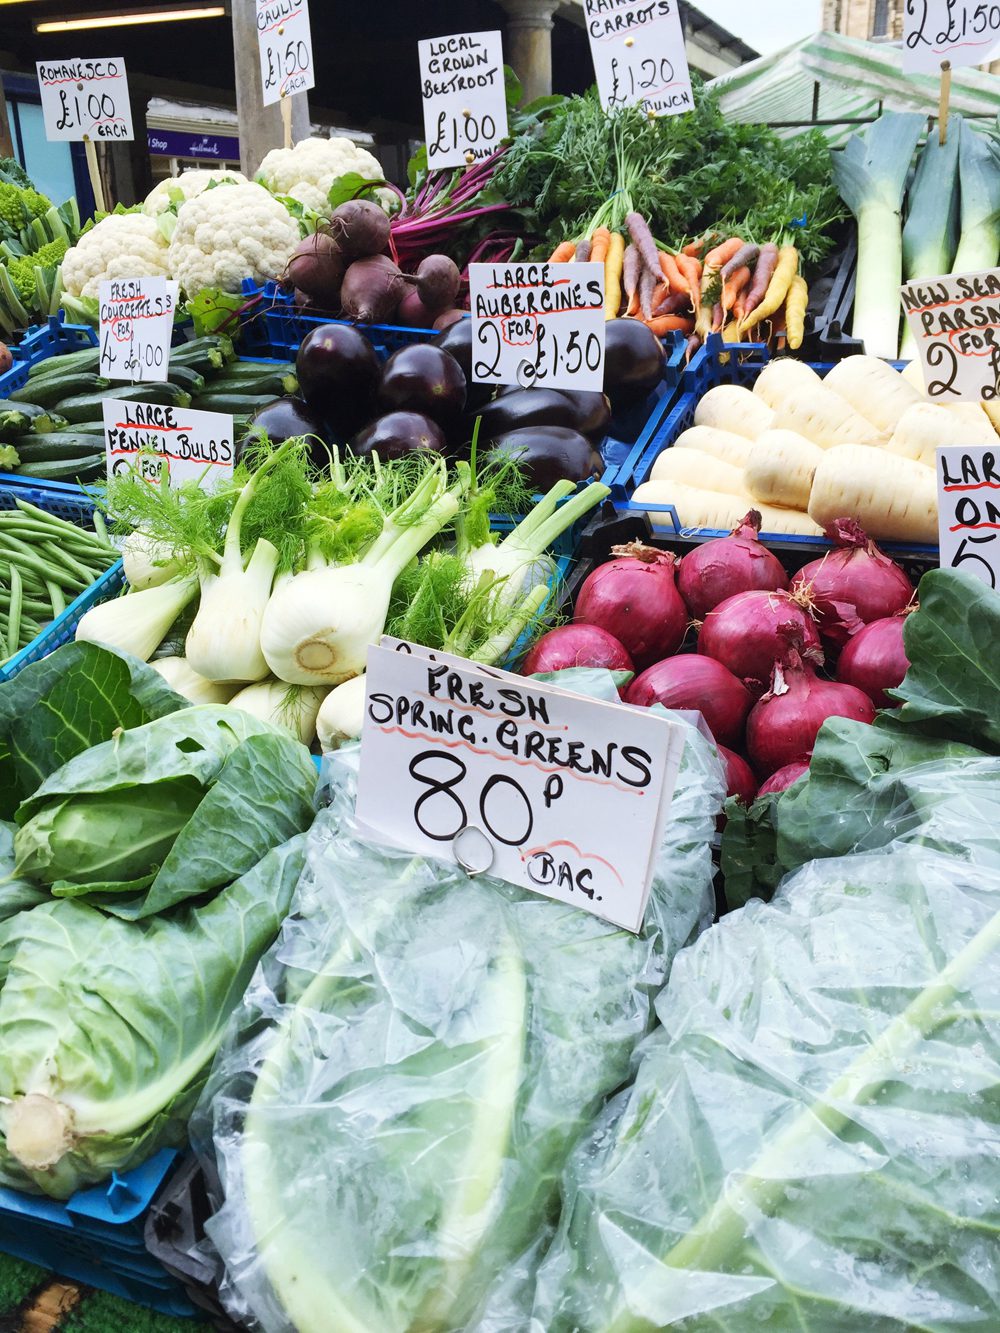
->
[707,31,1000,145]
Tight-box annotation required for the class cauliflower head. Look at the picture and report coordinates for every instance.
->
[167,181,300,295]
[256,136,389,214]
[143,169,249,217]
[61,213,170,299]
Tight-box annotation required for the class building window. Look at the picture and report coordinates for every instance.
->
[872,0,890,36]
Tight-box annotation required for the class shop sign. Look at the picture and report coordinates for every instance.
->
[584,0,693,118]
[417,30,508,171]
[36,57,134,141]
[147,130,240,160]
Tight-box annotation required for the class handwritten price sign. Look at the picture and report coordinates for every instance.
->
[36,58,133,142]
[937,445,1000,587]
[904,0,1000,72]
[99,278,177,383]
[356,641,684,932]
[585,0,693,117]
[103,399,234,491]
[901,269,1000,404]
[256,0,315,107]
[469,261,606,392]
[418,31,508,171]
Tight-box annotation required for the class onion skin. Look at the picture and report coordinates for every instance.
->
[574,543,687,670]
[717,744,759,804]
[521,624,633,680]
[746,647,876,777]
[699,590,821,697]
[790,518,913,648]
[757,760,809,797]
[836,614,911,707]
[677,510,788,619]
[625,653,752,748]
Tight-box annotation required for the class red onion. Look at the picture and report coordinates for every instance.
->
[836,611,912,708]
[717,744,759,804]
[677,510,788,619]
[698,590,820,697]
[625,653,752,748]
[522,624,633,678]
[574,543,687,670]
[757,760,809,797]
[790,518,913,648]
[746,638,876,777]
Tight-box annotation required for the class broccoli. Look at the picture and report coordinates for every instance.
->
[0,184,52,235]
[6,238,68,302]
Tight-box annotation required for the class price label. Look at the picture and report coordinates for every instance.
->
[901,269,1000,404]
[256,0,315,107]
[903,0,1000,73]
[103,399,234,491]
[99,278,177,384]
[585,0,692,117]
[937,445,1000,585]
[36,58,133,142]
[356,640,684,932]
[469,261,606,392]
[418,30,508,171]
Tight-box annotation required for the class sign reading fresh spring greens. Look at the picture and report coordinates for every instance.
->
[98,278,177,384]
[468,261,606,392]
[256,0,315,108]
[585,0,692,117]
[936,445,1000,588]
[103,399,234,491]
[418,30,508,171]
[903,0,1000,73]
[356,639,684,932]
[901,269,1000,403]
[36,58,134,141]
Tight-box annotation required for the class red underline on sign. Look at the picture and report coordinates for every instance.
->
[948,521,1000,531]
[41,73,122,85]
[943,482,1000,491]
[929,37,996,53]
[487,280,572,289]
[259,14,300,33]
[109,446,227,466]
[114,421,191,432]
[521,838,624,886]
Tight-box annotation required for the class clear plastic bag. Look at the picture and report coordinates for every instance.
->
[193,684,724,1333]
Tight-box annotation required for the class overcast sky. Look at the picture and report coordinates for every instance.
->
[694,0,822,55]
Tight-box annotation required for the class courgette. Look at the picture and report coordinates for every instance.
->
[200,371,296,396]
[168,345,226,374]
[26,345,101,378]
[191,391,278,415]
[9,372,110,407]
[13,432,105,464]
[163,364,206,395]
[16,453,105,482]
[58,382,191,423]
[0,403,69,439]
[225,359,296,378]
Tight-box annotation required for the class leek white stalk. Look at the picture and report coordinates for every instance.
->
[952,123,1000,274]
[316,674,367,751]
[900,122,961,356]
[149,655,239,705]
[229,679,327,745]
[260,461,464,686]
[75,575,198,662]
[834,112,924,359]
[121,530,185,591]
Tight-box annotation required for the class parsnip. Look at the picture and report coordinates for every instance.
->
[822,355,922,434]
[888,401,998,468]
[693,384,774,440]
[633,480,822,535]
[770,380,886,448]
[672,425,754,469]
[752,358,822,409]
[650,447,747,496]
[744,429,824,510]
[900,358,1000,439]
[808,444,937,543]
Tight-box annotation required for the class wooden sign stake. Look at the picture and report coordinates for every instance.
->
[83,136,106,213]
[938,59,952,146]
[280,93,293,150]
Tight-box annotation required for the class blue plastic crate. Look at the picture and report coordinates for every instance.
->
[238,277,431,361]
[0,316,99,398]
[0,1149,199,1317]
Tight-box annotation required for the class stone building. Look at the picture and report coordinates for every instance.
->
[822,0,903,41]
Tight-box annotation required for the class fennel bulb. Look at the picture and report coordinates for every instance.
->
[121,530,185,591]
[316,674,367,752]
[75,575,199,662]
[186,538,278,684]
[150,655,239,705]
[229,679,327,745]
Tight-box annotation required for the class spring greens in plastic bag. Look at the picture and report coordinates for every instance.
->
[195,689,724,1333]
[532,837,1000,1328]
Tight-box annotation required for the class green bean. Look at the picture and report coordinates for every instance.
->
[45,581,65,617]
[0,549,84,590]
[91,507,109,543]
[7,565,22,653]
[39,541,99,583]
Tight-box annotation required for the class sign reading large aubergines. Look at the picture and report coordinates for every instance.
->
[903,0,1000,73]
[36,58,134,141]
[418,30,508,171]
[901,269,1000,404]
[356,639,685,932]
[256,0,315,107]
[585,0,693,117]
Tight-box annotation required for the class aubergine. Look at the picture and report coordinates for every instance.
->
[434,317,473,378]
[487,425,603,491]
[554,389,612,443]
[240,396,330,468]
[349,411,447,459]
[603,319,665,402]
[378,343,467,428]
[473,387,578,440]
[296,323,381,436]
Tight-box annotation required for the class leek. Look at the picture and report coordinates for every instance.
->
[952,118,1000,274]
[833,111,924,359]
[900,118,961,356]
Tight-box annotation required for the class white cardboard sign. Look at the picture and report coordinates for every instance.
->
[585,0,693,117]
[903,0,1000,72]
[418,30,508,171]
[355,639,685,933]
[468,261,606,392]
[901,269,1000,404]
[103,399,234,491]
[256,0,315,107]
[36,58,133,142]
[99,278,178,384]
[937,445,1000,587]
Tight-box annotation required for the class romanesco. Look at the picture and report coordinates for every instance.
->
[0,184,51,234]
[6,238,68,301]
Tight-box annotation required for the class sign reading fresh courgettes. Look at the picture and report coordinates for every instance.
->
[98,278,177,384]
[417,30,508,171]
[901,268,1000,404]
[585,0,693,117]
[103,398,234,490]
